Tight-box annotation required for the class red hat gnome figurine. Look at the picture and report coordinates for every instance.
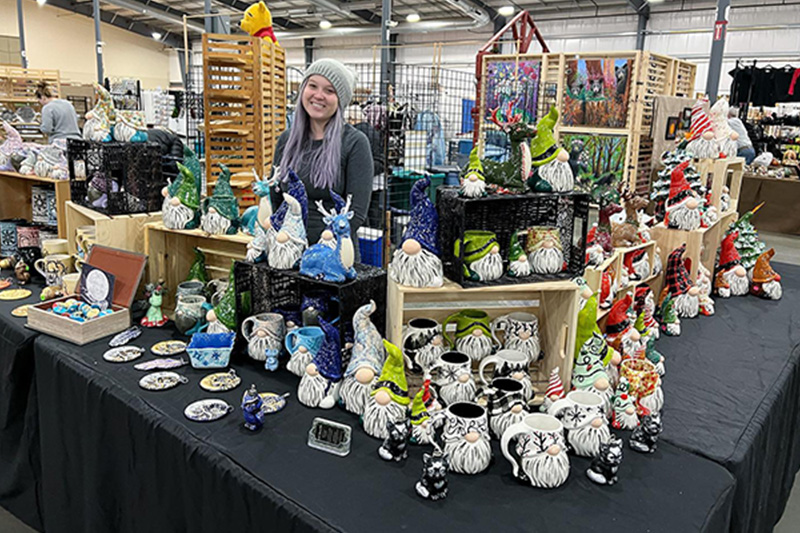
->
[662,244,701,318]
[715,232,749,298]
[634,285,660,340]
[665,161,702,231]
[605,294,643,361]
[750,248,782,300]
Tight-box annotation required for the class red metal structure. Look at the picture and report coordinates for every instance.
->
[472,11,550,145]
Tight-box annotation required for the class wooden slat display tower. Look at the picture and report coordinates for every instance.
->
[476,51,696,193]
[0,66,61,144]
[202,34,286,209]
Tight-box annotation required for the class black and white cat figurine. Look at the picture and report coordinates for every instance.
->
[378,419,410,462]
[586,436,623,485]
[630,413,662,454]
[416,452,449,501]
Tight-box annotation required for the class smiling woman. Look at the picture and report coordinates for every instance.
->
[272,59,373,260]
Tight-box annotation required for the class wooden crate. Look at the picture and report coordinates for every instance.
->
[144,222,252,313]
[0,171,71,238]
[387,279,579,402]
[64,201,162,255]
[696,157,744,215]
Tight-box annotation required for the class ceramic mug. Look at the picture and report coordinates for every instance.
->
[491,312,541,363]
[547,390,610,457]
[443,309,499,363]
[620,358,660,416]
[501,413,570,489]
[62,273,80,295]
[478,349,534,402]
[431,401,492,475]
[176,280,205,298]
[272,304,303,331]
[284,326,325,377]
[402,317,444,372]
[454,230,502,281]
[206,278,228,305]
[485,377,529,439]
[41,238,69,257]
[174,294,208,335]
[429,350,476,406]
[34,253,73,287]
[75,226,95,258]
[242,313,285,362]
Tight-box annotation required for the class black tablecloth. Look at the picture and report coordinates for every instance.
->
[660,262,800,533]
[34,325,736,533]
[0,276,43,531]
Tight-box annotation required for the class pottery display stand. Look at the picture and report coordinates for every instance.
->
[696,157,744,215]
[65,201,162,256]
[0,170,71,238]
[143,222,252,313]
[387,278,579,402]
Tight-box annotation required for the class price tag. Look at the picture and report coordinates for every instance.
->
[307,417,352,457]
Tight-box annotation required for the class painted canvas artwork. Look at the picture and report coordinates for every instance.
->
[563,58,633,128]
[561,133,627,200]
[484,59,541,124]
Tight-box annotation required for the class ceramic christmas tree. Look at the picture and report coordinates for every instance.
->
[727,203,766,271]
[186,248,208,283]
[658,293,681,336]
[206,262,237,333]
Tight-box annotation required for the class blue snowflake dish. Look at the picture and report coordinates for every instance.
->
[187,332,235,369]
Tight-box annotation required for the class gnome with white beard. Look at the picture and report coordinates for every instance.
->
[161,163,200,230]
[575,282,620,392]
[339,301,386,416]
[665,161,702,231]
[611,377,638,430]
[460,148,486,198]
[686,97,719,159]
[710,97,740,159]
[506,230,532,278]
[658,294,681,336]
[409,380,441,445]
[715,232,749,298]
[526,227,565,275]
[527,107,574,193]
[388,176,443,288]
[605,295,643,363]
[297,318,342,410]
[201,165,240,235]
[634,286,660,340]
[573,334,614,412]
[662,245,701,318]
[539,367,566,413]
[265,170,309,269]
[750,248,782,300]
[459,231,503,282]
[485,379,529,440]
[363,340,410,440]
[696,261,716,316]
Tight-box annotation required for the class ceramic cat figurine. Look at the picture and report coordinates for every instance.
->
[378,419,410,462]
[415,452,450,501]
[629,413,662,454]
[586,435,623,485]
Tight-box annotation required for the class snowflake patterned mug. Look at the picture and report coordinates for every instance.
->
[547,390,607,431]
[490,312,541,362]
[501,413,569,489]
[428,350,473,388]
[430,401,492,475]
[242,313,285,361]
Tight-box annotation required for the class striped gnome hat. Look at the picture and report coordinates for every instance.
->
[545,367,565,400]
[689,96,713,141]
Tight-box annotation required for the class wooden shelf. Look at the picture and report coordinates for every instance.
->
[0,170,71,238]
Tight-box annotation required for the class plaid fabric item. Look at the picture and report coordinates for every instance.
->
[477,385,526,417]
[666,245,693,296]
[634,285,651,315]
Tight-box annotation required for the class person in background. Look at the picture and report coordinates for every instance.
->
[272,59,372,259]
[728,106,756,164]
[347,103,386,233]
[36,81,81,142]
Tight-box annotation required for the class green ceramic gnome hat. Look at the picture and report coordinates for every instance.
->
[507,230,526,262]
[634,312,646,334]
[371,340,410,406]
[575,293,601,359]
[186,247,208,283]
[205,164,239,221]
[530,106,559,167]
[182,145,203,200]
[410,385,430,426]
[175,163,200,210]
[455,230,498,266]
[166,171,182,198]
[462,147,485,182]
[213,261,237,330]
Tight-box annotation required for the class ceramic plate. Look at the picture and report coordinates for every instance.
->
[138,371,189,391]
[103,346,145,363]
[259,392,289,414]
[133,357,188,371]
[199,370,242,392]
[184,399,234,422]
[11,304,30,317]
[0,289,31,301]
[0,279,11,290]
[151,340,187,356]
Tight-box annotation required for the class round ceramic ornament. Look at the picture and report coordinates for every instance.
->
[258,392,289,414]
[200,369,242,392]
[184,399,235,422]
[0,289,31,300]
[138,371,189,391]
[151,340,187,356]
[103,346,145,363]
[11,304,30,317]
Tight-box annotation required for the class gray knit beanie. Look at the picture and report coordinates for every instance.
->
[303,58,356,112]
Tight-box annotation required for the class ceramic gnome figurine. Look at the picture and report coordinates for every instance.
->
[201,165,240,235]
[715,232,749,298]
[388,176,444,288]
[627,249,650,282]
[611,377,639,430]
[339,301,386,415]
[696,261,716,316]
[527,107,574,193]
[416,451,450,501]
[378,418,410,462]
[258,169,307,267]
[300,192,358,282]
[658,294,681,336]
[114,110,148,142]
[604,294,643,362]
[297,318,342,409]
[750,249,782,300]
[665,161,702,231]
[686,97,718,159]
[526,227,564,275]
[485,379,529,439]
[634,286,660,340]
[711,98,739,158]
[363,340,410,440]
[572,335,614,410]
[141,281,168,327]
[242,384,267,431]
[82,83,113,142]
[162,163,200,230]
[540,367,566,413]
[206,263,237,333]
[662,245,701,318]
[460,148,486,198]
[629,413,662,454]
[586,435,624,486]
[410,380,441,445]
[642,333,666,377]
[506,230,532,278]
[456,231,503,282]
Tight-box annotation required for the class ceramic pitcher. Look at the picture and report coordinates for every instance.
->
[174,294,208,335]
[431,401,492,475]
[242,313,285,362]
[429,351,476,406]
[547,390,610,457]
[402,317,445,372]
[491,312,541,363]
[478,349,534,402]
[443,309,499,363]
[501,413,570,489]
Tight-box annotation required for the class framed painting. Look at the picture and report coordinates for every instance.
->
[561,133,627,199]
[484,58,541,124]
[562,57,633,128]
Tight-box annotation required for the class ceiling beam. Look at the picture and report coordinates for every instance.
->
[101,0,205,33]
[627,0,650,49]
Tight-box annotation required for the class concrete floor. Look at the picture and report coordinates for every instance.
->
[2,231,799,533]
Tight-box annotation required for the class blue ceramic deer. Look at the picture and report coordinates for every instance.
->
[299,191,357,282]
[240,168,277,236]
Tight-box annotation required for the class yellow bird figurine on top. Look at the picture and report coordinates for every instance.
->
[240,1,279,45]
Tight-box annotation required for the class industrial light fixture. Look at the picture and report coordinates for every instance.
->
[646,0,664,3]
[406,13,421,23]
[152,32,162,41]
[498,6,514,16]
[319,19,332,29]
[36,0,47,6]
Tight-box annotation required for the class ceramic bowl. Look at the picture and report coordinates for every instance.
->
[187,332,236,369]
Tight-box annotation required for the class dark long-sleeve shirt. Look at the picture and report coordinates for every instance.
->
[271,124,373,254]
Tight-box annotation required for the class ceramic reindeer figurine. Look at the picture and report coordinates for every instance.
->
[241,168,277,236]
[612,189,648,248]
[596,202,624,256]
[299,192,357,282]
[481,101,537,191]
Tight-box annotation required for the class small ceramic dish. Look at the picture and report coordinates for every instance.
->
[11,304,30,317]
[199,369,241,392]
[184,399,234,422]
[109,326,142,347]
[103,346,145,363]
[0,289,31,300]
[186,332,235,369]
[133,358,188,371]
[151,340,187,356]
[259,392,289,414]
[138,371,189,391]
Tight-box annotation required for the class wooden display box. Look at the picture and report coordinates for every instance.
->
[387,279,579,402]
[696,157,744,215]
[27,245,146,345]
[0,171,71,238]
[65,201,162,255]
[144,222,252,313]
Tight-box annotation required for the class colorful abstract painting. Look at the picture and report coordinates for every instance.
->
[562,58,633,128]
[484,59,541,124]
[561,133,627,201]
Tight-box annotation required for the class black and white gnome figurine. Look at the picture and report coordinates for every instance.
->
[629,413,662,454]
[416,452,450,501]
[378,418,410,462]
[586,435,624,485]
